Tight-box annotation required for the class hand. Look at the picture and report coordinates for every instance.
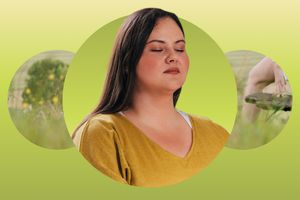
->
[273,64,288,95]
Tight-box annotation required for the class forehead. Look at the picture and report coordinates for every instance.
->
[147,17,184,41]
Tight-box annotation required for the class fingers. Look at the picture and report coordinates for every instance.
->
[275,79,286,95]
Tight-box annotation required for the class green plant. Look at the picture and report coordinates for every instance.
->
[22,58,68,115]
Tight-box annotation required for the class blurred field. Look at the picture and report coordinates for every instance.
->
[9,107,73,149]
[226,50,291,149]
[8,51,74,149]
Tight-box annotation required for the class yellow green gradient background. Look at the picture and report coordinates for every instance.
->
[1,0,299,199]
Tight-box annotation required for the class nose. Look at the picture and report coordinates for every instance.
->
[166,50,177,64]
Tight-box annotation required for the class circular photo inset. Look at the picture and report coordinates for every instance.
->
[226,50,292,149]
[65,8,236,187]
[8,50,74,149]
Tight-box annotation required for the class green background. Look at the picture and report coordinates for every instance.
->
[1,0,299,199]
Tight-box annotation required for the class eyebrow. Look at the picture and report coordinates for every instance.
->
[146,39,185,44]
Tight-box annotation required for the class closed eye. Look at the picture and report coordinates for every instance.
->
[150,49,163,52]
[175,49,184,52]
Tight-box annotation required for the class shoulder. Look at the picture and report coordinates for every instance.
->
[75,114,131,184]
[73,113,122,149]
[188,114,229,141]
[86,113,119,130]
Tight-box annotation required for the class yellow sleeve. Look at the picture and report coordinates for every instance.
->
[208,120,230,142]
[192,115,229,148]
[191,114,229,142]
[79,118,131,184]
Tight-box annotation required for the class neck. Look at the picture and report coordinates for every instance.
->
[123,89,179,126]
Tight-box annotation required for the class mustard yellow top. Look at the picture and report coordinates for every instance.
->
[74,113,229,187]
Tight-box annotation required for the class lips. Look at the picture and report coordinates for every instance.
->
[163,67,180,74]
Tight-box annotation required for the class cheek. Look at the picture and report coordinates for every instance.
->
[137,54,161,74]
[136,55,160,84]
[182,54,190,72]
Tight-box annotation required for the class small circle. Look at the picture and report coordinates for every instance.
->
[8,50,74,149]
[226,50,292,149]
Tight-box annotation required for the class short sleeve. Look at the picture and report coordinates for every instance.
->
[79,118,131,184]
[191,115,229,148]
[207,120,230,142]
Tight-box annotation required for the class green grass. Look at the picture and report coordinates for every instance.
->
[9,107,74,149]
[227,110,289,149]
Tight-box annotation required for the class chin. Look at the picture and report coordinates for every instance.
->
[159,78,185,93]
[164,83,184,93]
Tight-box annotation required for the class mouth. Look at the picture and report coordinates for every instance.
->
[163,67,180,74]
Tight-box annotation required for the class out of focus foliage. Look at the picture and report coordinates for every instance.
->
[22,59,68,111]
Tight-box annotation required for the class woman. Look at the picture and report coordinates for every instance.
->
[73,8,228,187]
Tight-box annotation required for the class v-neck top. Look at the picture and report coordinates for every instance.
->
[75,113,229,187]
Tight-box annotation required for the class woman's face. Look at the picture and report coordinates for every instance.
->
[135,17,190,95]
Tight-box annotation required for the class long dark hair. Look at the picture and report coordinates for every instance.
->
[73,8,185,137]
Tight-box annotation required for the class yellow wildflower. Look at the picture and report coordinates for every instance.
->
[22,102,29,109]
[52,96,59,104]
[48,74,55,80]
[38,100,44,105]
[25,88,31,94]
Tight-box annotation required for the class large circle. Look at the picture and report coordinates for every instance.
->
[63,17,236,136]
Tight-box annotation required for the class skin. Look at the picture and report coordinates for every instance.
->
[123,17,191,158]
[242,57,288,122]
